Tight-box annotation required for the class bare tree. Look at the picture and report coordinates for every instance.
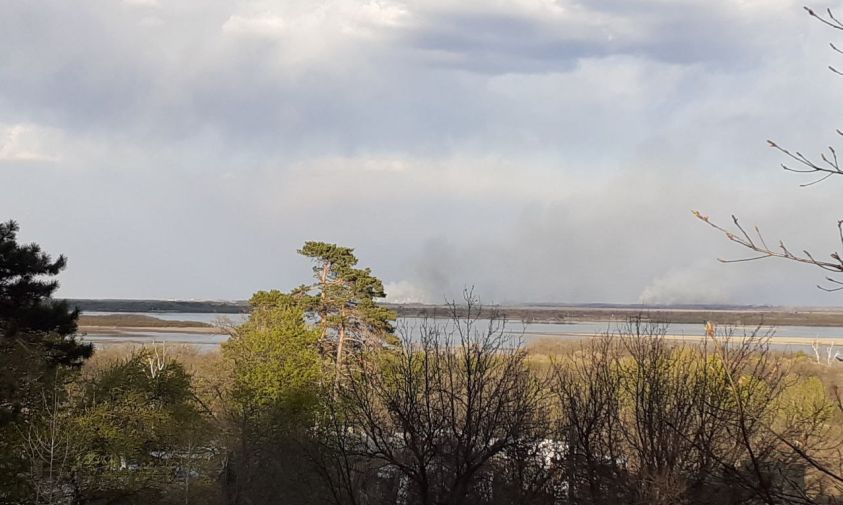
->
[20,386,74,505]
[550,331,625,504]
[691,7,843,497]
[551,318,841,504]
[320,292,549,505]
[810,338,841,366]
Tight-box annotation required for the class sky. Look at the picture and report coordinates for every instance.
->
[4,0,843,305]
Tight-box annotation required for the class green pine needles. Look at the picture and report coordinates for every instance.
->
[293,241,397,369]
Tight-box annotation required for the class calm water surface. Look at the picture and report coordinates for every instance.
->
[79,311,843,355]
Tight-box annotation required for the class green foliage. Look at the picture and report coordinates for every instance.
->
[776,375,836,430]
[220,291,330,505]
[0,220,92,413]
[298,241,358,273]
[0,220,86,347]
[66,348,207,501]
[295,241,397,363]
[223,290,323,422]
[0,220,93,502]
[0,220,92,417]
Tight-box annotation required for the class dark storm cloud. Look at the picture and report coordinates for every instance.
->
[394,1,776,74]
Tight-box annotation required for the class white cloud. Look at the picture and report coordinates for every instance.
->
[123,0,159,7]
[295,156,411,174]
[357,1,409,27]
[0,124,60,163]
[271,154,593,212]
[221,14,286,38]
[220,2,409,43]
[2,0,841,304]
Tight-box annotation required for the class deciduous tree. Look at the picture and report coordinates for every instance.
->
[321,294,549,505]
[220,290,329,505]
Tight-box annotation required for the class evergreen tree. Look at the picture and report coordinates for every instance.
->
[0,220,92,418]
[0,220,93,501]
[293,241,396,369]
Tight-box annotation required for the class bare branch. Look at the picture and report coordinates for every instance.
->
[694,211,843,290]
[805,6,843,31]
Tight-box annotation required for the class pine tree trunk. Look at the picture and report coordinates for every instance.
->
[334,322,346,393]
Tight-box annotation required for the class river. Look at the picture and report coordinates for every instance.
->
[77,311,843,355]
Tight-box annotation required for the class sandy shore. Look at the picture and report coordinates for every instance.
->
[78,325,830,349]
[80,325,222,335]
[526,331,825,347]
[80,327,833,344]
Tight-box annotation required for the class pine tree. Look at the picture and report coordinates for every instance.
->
[293,241,396,369]
[0,220,92,421]
[0,220,93,500]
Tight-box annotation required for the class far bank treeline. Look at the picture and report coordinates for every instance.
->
[64,301,843,329]
[4,220,843,505]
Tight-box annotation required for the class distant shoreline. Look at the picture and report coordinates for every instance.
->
[66,298,843,327]
[74,308,843,349]
[69,299,250,314]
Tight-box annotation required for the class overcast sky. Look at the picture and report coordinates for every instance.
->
[4,0,843,305]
